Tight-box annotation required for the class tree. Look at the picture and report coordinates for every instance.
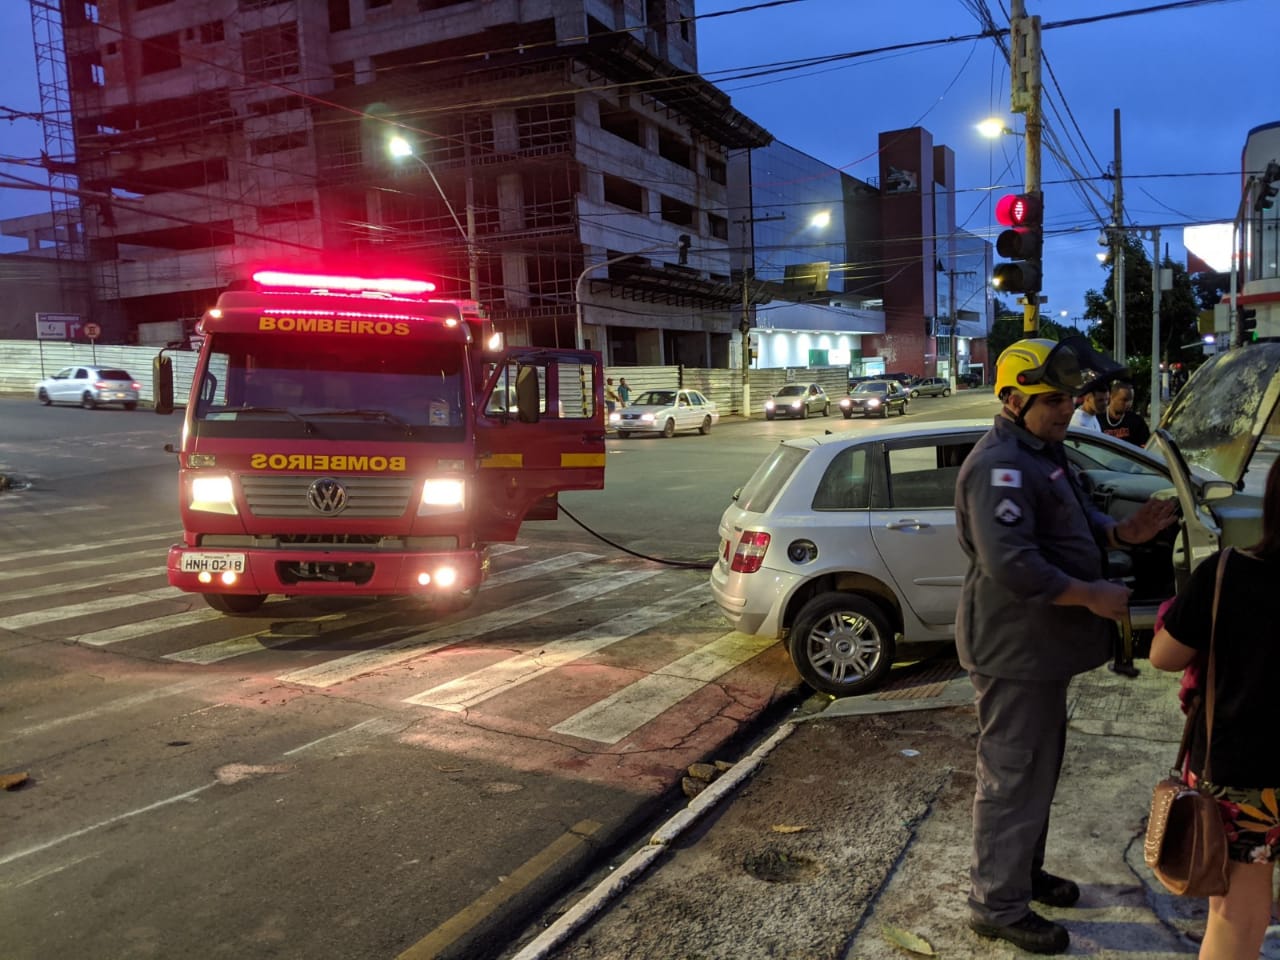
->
[987,297,1070,363]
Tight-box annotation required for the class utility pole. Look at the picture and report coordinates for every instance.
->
[1111,109,1126,364]
[1149,226,1163,427]
[945,268,978,392]
[1010,1,1042,335]
[733,206,783,418]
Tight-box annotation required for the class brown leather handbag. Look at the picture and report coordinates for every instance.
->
[1143,549,1232,898]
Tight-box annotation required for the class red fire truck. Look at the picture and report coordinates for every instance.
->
[154,268,605,615]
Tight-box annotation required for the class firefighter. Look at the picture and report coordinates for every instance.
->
[955,337,1177,954]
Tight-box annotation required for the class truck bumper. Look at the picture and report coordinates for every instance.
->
[167,544,487,598]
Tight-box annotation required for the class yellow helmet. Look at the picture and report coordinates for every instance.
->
[993,335,1125,399]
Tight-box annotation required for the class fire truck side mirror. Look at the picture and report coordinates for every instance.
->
[154,354,175,415]
[515,364,540,424]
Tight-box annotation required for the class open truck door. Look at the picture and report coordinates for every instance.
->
[474,348,605,542]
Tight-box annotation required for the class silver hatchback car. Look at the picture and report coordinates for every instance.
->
[36,366,141,410]
[711,344,1279,696]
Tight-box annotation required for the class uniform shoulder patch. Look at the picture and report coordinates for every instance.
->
[994,497,1022,526]
[991,468,1021,488]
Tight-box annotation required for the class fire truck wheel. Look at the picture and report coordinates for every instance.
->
[699,416,712,435]
[204,593,267,615]
[662,418,676,438]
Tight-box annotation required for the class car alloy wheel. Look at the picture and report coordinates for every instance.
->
[911,390,919,398]
[943,388,951,397]
[662,418,676,438]
[81,392,97,409]
[787,592,895,696]
[699,416,712,435]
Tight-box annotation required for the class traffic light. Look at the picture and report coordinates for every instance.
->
[991,191,1042,294]
[1255,162,1280,214]
[1239,306,1258,344]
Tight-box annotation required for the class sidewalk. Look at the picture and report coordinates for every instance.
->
[512,658,1280,959]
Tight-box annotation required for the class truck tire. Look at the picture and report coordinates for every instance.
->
[787,592,895,697]
[204,593,267,615]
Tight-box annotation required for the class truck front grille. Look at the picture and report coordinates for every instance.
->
[242,474,415,518]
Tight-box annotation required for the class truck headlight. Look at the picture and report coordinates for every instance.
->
[420,478,466,513]
[190,474,237,515]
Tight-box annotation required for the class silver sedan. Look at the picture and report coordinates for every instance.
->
[610,388,719,438]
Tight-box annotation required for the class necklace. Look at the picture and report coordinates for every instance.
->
[1104,410,1124,428]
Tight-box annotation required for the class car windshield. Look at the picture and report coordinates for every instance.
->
[634,391,675,406]
[854,382,887,394]
[776,386,807,398]
[1156,342,1280,486]
[190,332,467,442]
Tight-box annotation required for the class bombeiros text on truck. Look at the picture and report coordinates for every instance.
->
[154,268,605,615]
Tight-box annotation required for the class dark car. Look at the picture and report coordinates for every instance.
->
[883,371,916,388]
[910,377,951,398]
[764,383,830,420]
[839,379,910,418]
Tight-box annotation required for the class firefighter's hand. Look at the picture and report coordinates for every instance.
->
[1085,579,1133,621]
[1114,497,1179,546]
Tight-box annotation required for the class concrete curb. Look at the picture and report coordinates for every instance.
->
[508,720,800,960]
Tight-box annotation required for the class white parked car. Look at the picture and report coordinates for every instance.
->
[710,342,1280,696]
[611,388,719,438]
[36,366,141,410]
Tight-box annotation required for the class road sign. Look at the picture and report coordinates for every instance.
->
[35,313,77,340]
[83,322,102,339]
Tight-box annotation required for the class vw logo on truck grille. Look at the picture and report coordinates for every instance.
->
[307,477,349,515]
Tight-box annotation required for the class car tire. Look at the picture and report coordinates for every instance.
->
[800,404,808,419]
[38,388,51,406]
[81,392,97,410]
[699,416,712,435]
[788,592,895,697]
[204,593,267,615]
[822,403,830,416]
[910,389,919,398]
[842,411,852,419]
[881,403,889,419]
[124,401,137,411]
[766,412,775,421]
[617,431,631,439]
[662,418,675,438]
[943,388,951,397]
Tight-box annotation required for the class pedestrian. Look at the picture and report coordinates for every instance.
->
[617,377,631,407]
[956,337,1177,955]
[1099,381,1151,447]
[1150,456,1280,960]
[1069,379,1109,431]
[604,377,620,415]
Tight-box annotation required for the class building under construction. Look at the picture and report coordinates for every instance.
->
[31,0,771,363]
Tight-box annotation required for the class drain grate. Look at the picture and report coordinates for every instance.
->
[872,658,966,701]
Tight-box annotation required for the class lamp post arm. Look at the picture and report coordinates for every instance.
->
[574,244,669,350]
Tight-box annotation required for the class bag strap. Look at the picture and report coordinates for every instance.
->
[1172,547,1231,779]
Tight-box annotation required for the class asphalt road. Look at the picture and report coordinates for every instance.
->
[0,390,996,960]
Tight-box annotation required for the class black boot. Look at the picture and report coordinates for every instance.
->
[1032,870,1081,907]
[970,910,1070,954]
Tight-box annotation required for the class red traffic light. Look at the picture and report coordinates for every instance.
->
[995,193,1041,227]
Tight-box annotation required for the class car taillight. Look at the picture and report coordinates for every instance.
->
[94,381,108,389]
[131,382,141,390]
[730,531,771,573]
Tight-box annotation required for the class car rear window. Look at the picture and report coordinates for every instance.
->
[99,369,132,380]
[736,445,808,513]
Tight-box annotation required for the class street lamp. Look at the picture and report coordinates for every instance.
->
[574,244,670,351]
[977,118,1020,139]
[388,134,479,302]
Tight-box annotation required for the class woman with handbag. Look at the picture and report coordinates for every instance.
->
[1151,456,1280,959]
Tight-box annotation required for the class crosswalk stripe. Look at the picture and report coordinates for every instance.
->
[0,548,160,581]
[71,607,224,647]
[0,528,178,567]
[549,631,777,744]
[165,613,363,665]
[0,586,185,631]
[0,566,168,602]
[0,501,104,514]
[279,568,662,689]
[405,585,711,711]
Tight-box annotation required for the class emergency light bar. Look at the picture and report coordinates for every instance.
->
[251,270,436,295]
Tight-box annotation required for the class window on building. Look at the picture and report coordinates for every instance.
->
[516,102,573,152]
[258,200,314,225]
[705,157,726,185]
[83,2,100,23]
[242,22,300,81]
[603,175,644,213]
[366,0,391,8]
[328,0,351,32]
[136,0,175,9]
[199,20,225,44]
[599,107,643,147]
[657,130,691,169]
[659,194,694,227]
[247,95,306,117]
[708,212,728,241]
[332,61,355,89]
[91,63,105,86]
[139,32,181,74]
[250,131,309,156]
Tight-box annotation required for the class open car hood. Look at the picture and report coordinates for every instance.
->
[1155,341,1280,487]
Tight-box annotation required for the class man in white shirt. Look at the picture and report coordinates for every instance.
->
[1069,381,1109,431]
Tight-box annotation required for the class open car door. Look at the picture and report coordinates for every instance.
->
[474,348,605,543]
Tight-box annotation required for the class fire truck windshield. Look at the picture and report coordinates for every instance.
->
[191,333,466,442]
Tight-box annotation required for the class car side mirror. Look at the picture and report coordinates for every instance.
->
[1201,480,1234,502]
[153,353,174,415]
